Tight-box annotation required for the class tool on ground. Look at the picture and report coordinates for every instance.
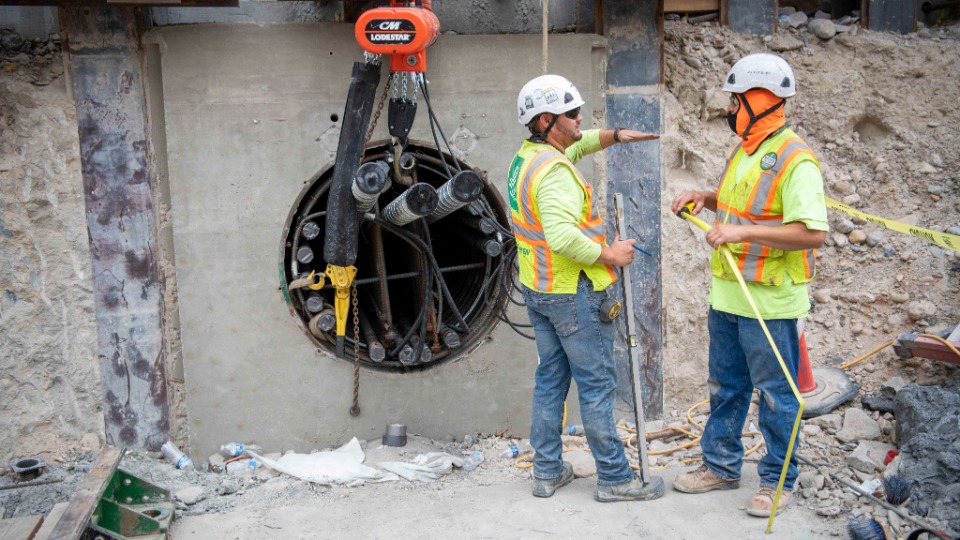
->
[797,454,958,540]
[676,202,803,533]
[599,297,621,323]
[612,193,664,497]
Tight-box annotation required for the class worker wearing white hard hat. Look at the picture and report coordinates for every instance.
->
[670,53,829,518]
[508,74,662,502]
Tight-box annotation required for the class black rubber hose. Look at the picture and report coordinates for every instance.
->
[323,61,381,267]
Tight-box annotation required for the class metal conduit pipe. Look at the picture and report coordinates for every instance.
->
[352,161,391,213]
[282,140,511,372]
[427,170,484,222]
[381,183,439,226]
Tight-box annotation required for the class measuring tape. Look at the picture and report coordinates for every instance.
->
[826,197,960,253]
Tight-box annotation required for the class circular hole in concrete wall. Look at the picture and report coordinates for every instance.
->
[330,113,339,122]
[281,140,511,372]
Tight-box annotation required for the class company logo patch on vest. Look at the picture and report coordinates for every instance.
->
[363,19,417,44]
[760,152,778,171]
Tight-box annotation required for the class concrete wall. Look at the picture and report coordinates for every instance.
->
[149,23,609,458]
[0,7,58,40]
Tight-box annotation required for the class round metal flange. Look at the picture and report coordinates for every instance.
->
[10,457,45,481]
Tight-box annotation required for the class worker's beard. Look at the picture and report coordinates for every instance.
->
[558,122,582,142]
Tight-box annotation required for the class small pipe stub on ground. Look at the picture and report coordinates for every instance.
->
[10,457,45,481]
[383,424,407,447]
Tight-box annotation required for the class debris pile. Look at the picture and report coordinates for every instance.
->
[0,29,62,86]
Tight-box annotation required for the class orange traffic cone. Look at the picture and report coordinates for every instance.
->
[797,330,816,393]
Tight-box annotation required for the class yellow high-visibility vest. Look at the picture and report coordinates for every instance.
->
[710,128,819,286]
[508,142,616,293]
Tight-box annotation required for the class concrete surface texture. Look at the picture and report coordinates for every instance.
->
[152,23,610,460]
[167,466,839,539]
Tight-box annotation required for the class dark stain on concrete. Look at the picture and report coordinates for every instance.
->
[124,249,151,281]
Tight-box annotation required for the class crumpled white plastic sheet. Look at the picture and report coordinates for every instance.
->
[248,437,398,485]
[377,452,465,482]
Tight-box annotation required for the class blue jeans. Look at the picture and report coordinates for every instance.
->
[701,308,801,490]
[522,276,633,486]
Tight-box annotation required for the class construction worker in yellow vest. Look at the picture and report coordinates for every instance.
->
[509,74,662,502]
[670,53,828,517]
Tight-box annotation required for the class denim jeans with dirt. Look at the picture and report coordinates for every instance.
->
[701,308,801,490]
[522,276,634,486]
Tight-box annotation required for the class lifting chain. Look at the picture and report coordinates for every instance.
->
[409,73,420,106]
[401,71,408,101]
[350,280,361,417]
[351,61,389,417]
[366,71,390,148]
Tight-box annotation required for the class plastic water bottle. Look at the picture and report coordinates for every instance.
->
[462,450,485,471]
[225,458,259,475]
[499,440,533,459]
[567,425,585,436]
[160,441,195,472]
[220,443,263,457]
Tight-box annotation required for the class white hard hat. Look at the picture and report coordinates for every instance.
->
[516,74,585,126]
[722,53,796,98]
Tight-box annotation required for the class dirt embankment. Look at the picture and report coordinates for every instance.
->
[659,19,960,409]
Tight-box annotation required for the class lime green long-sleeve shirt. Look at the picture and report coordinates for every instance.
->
[534,129,606,265]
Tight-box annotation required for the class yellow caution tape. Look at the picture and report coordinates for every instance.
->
[825,197,960,252]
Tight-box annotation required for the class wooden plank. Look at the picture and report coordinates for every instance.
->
[31,503,70,540]
[46,447,123,540]
[0,516,42,540]
[665,0,720,12]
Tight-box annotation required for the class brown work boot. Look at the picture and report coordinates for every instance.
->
[672,464,740,494]
[746,486,793,517]
[532,461,574,498]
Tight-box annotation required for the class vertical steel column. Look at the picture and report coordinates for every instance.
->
[723,0,777,35]
[865,0,918,33]
[61,6,169,451]
[603,0,664,418]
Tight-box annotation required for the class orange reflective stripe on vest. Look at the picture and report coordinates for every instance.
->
[713,130,819,285]
[513,151,560,290]
[511,149,615,292]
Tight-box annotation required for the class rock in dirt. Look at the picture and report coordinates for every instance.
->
[564,448,596,478]
[836,408,881,443]
[808,19,838,40]
[846,440,896,473]
[176,486,206,505]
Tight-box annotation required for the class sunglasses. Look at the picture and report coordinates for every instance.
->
[563,107,581,120]
[729,95,740,108]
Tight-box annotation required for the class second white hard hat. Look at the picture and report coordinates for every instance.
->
[722,53,796,98]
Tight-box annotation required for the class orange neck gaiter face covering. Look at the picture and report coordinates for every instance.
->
[735,88,787,155]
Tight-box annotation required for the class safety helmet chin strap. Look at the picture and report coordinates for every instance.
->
[737,93,786,139]
[528,113,561,143]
